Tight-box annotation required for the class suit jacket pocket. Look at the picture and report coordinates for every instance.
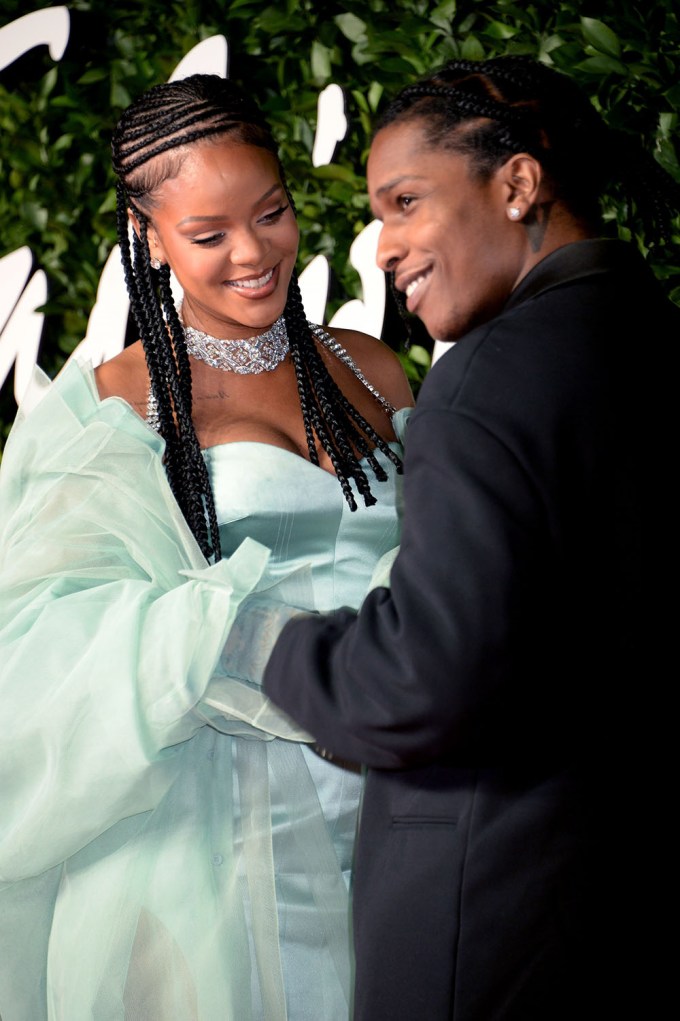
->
[390,815,458,829]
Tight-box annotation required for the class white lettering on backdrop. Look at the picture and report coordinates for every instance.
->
[0,9,389,409]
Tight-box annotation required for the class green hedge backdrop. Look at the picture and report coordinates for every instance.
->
[1,0,679,445]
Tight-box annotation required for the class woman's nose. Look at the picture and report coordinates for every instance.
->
[230,227,268,266]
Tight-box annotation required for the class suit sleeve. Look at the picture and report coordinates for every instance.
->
[263,401,546,769]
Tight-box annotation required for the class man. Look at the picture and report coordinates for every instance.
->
[261,58,674,1018]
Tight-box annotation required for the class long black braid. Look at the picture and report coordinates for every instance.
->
[112,75,401,562]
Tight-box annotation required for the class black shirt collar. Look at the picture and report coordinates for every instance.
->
[504,239,643,311]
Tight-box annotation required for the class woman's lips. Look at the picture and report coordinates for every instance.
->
[225,265,277,298]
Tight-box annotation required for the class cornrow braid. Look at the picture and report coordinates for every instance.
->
[112,75,401,560]
[376,55,680,246]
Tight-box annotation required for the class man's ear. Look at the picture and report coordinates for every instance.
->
[496,153,544,224]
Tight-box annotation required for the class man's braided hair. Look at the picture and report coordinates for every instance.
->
[375,56,679,340]
[112,74,401,563]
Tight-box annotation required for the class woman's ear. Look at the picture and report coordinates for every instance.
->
[128,209,165,266]
[497,153,544,224]
[128,208,143,241]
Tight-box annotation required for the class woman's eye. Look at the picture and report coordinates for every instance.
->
[399,195,415,210]
[191,233,225,247]
[260,204,289,224]
[187,204,289,244]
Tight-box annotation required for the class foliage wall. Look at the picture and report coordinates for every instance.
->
[1,0,679,441]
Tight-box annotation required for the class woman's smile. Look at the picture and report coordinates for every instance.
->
[225,267,276,291]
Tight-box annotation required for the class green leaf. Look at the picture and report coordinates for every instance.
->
[351,41,374,67]
[97,190,118,215]
[483,20,517,41]
[111,81,132,109]
[408,345,432,368]
[581,17,621,58]
[21,202,48,231]
[334,13,367,44]
[255,8,306,32]
[77,68,109,84]
[351,89,370,114]
[312,164,360,184]
[658,112,675,138]
[665,83,680,110]
[429,1,457,31]
[461,35,485,60]
[310,40,331,82]
[39,67,59,99]
[576,55,627,76]
[539,34,565,56]
[368,81,383,112]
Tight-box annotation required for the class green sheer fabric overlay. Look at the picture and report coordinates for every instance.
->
[0,359,405,1020]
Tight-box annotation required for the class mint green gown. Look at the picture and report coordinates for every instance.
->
[0,358,405,1021]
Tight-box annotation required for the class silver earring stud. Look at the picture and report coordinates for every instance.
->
[150,257,161,270]
[509,207,521,220]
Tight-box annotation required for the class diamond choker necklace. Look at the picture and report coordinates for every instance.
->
[181,312,290,375]
[174,306,395,415]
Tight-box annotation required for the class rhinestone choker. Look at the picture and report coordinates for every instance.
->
[182,314,290,374]
[147,315,395,431]
[172,307,395,417]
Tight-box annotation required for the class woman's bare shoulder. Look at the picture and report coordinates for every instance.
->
[326,326,414,410]
[94,341,149,413]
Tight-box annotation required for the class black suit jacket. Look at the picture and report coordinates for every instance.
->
[263,241,675,1019]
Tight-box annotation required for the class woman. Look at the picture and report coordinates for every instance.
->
[0,75,412,1020]
[259,58,680,1018]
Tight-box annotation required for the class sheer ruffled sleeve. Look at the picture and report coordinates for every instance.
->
[0,359,299,881]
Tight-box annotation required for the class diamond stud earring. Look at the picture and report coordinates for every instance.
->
[508,207,521,220]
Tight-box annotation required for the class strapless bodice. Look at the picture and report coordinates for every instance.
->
[204,441,404,612]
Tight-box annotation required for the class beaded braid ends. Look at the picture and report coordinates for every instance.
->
[376,56,680,247]
[112,75,401,561]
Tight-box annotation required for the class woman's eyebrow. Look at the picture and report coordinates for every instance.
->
[176,184,284,227]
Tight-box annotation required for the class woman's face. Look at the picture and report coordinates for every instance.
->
[145,139,299,339]
[367,118,528,343]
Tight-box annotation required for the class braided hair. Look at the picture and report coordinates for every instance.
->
[376,56,680,245]
[112,75,401,563]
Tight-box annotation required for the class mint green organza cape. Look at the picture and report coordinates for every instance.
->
[0,359,385,1020]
